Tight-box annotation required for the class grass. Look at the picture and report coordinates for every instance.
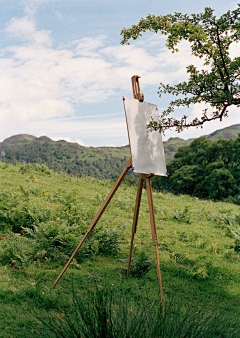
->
[0,161,240,337]
[22,284,240,337]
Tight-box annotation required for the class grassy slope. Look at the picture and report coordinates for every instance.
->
[0,162,240,337]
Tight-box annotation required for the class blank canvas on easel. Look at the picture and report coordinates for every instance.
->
[123,96,167,176]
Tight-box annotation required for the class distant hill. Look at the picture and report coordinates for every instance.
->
[0,124,239,180]
[0,134,132,180]
[204,123,240,141]
[164,124,240,162]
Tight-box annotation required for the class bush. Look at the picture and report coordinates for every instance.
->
[19,163,52,175]
[0,220,125,267]
[122,251,154,278]
[97,227,123,256]
[173,206,191,223]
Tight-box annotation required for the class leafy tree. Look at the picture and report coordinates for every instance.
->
[196,167,238,200]
[121,6,240,133]
[152,135,240,203]
[168,164,203,195]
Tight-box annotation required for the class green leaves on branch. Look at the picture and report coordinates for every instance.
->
[152,136,240,203]
[121,6,240,132]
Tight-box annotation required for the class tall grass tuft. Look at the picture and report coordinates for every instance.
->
[26,284,240,338]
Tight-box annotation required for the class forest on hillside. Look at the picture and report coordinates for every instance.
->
[1,129,240,202]
[1,124,240,179]
[0,137,135,182]
[152,136,240,204]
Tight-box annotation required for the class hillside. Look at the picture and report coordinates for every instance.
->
[164,123,240,162]
[0,161,239,336]
[0,134,132,180]
[205,123,240,141]
[0,124,239,179]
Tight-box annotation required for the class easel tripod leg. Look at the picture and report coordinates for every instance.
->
[52,158,132,288]
[145,176,164,312]
[154,243,164,311]
[127,174,143,277]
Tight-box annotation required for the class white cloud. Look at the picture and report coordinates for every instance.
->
[6,15,52,46]
[1,3,239,146]
[71,36,108,57]
[23,0,51,16]
[2,19,201,128]
[229,41,240,59]
[0,114,128,147]
[6,16,36,39]
[54,10,62,20]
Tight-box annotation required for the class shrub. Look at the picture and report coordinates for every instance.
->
[97,227,123,256]
[121,251,154,278]
[173,206,191,223]
[19,163,52,175]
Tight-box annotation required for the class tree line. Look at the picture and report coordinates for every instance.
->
[152,135,240,204]
[0,138,136,182]
[1,135,240,203]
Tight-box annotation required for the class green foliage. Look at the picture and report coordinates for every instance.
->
[127,250,154,277]
[122,175,137,186]
[0,233,33,269]
[229,225,240,252]
[0,185,125,265]
[200,167,236,200]
[26,285,240,338]
[0,221,125,267]
[173,206,191,223]
[0,135,135,181]
[19,163,52,175]
[152,136,240,203]
[0,190,51,233]
[1,162,240,337]
[97,226,124,256]
[210,210,240,253]
[121,6,240,132]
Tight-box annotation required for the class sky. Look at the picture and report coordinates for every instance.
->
[0,0,239,147]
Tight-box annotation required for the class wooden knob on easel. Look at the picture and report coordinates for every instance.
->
[137,92,144,102]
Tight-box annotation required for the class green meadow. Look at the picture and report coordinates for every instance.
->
[0,161,240,337]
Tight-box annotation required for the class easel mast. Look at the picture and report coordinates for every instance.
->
[52,76,164,311]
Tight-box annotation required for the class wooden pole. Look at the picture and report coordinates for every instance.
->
[145,175,164,313]
[126,174,143,277]
[126,76,144,277]
[52,158,132,288]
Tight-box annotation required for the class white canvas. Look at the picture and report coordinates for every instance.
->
[123,96,167,176]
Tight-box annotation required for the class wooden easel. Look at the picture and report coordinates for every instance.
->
[52,76,164,311]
